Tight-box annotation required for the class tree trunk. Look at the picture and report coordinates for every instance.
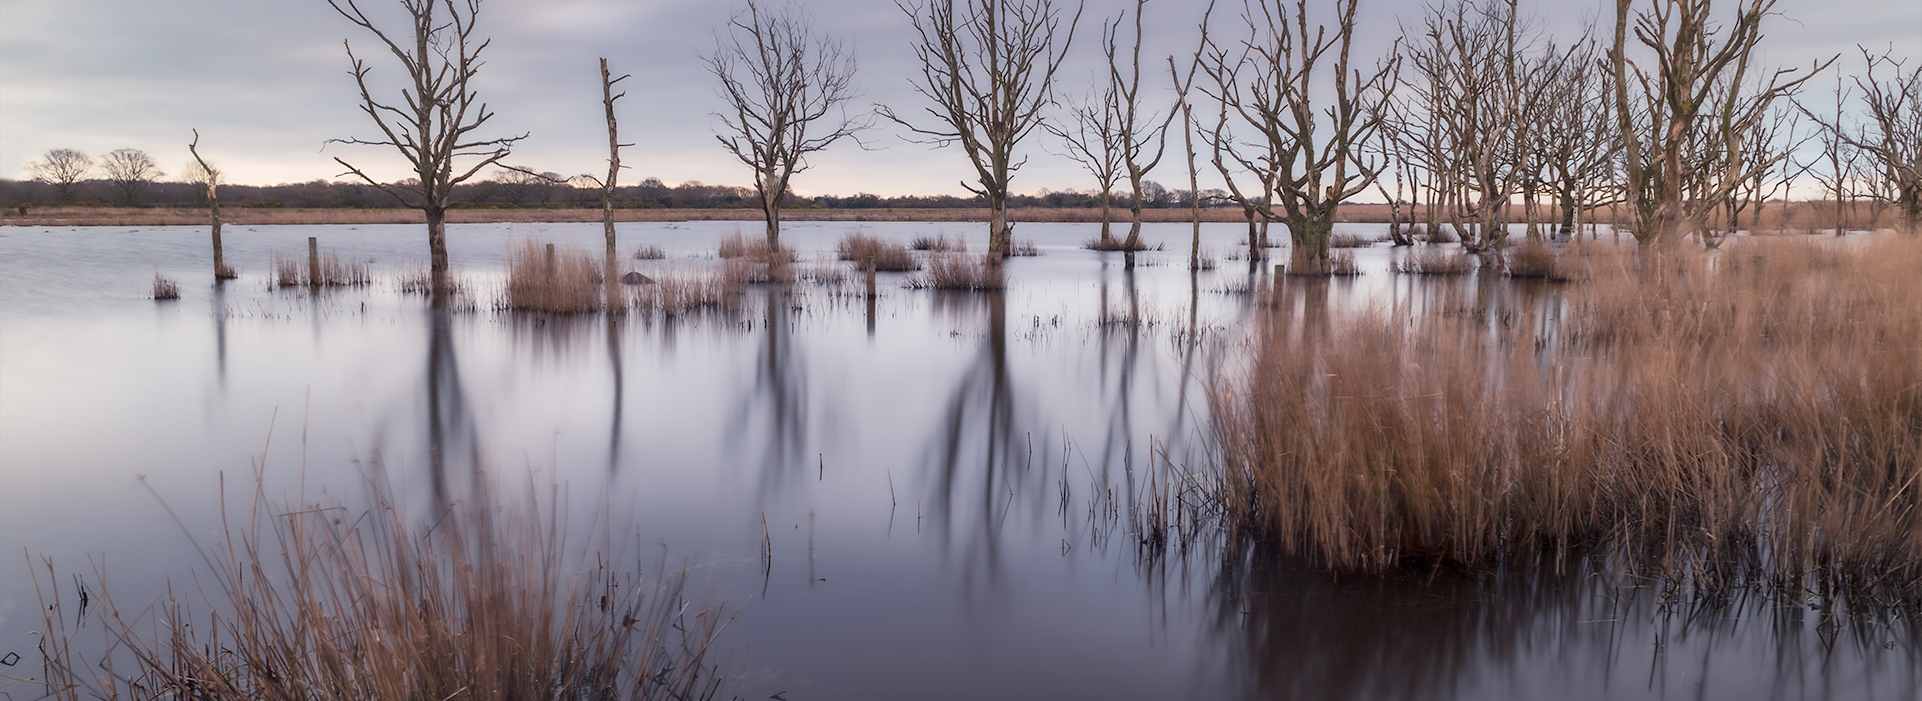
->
[988,193,1011,256]
[1099,190,1114,244]
[1558,184,1578,239]
[1901,184,1920,235]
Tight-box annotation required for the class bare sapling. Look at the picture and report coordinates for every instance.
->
[188,130,234,280]
[1804,46,1921,234]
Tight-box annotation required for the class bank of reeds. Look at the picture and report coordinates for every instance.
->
[1390,248,1474,275]
[1503,243,1583,281]
[634,244,667,260]
[1084,237,1159,251]
[715,232,795,283]
[24,472,731,701]
[910,253,1005,290]
[1009,239,1041,257]
[1213,236,1922,598]
[836,231,920,271]
[1284,251,1360,276]
[503,241,603,312]
[1329,232,1380,248]
[151,273,179,300]
[272,249,371,287]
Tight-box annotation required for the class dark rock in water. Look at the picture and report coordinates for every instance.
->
[621,271,656,285]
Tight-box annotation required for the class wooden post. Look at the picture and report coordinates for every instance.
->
[865,257,877,298]
[1274,263,1283,278]
[308,237,320,286]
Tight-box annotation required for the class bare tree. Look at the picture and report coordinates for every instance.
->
[1804,73,1863,236]
[881,0,1083,256]
[1106,0,1178,255]
[1607,0,1830,247]
[28,148,92,203]
[596,58,630,259]
[187,131,234,280]
[1171,47,1208,269]
[1806,46,1921,234]
[707,0,866,253]
[1201,0,1399,263]
[325,0,526,286]
[1045,85,1125,243]
[99,148,164,206]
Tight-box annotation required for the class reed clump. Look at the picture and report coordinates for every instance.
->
[1008,239,1041,257]
[836,231,920,271]
[272,249,371,287]
[152,273,179,300]
[1389,249,1474,275]
[1504,242,1581,281]
[1284,251,1360,276]
[715,232,795,283]
[1084,237,1159,251]
[503,241,604,312]
[632,270,744,316]
[1329,232,1380,248]
[634,244,667,260]
[910,234,965,252]
[1213,236,1922,597]
[25,472,732,701]
[910,253,1005,290]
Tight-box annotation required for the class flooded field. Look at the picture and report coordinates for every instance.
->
[1,220,1916,699]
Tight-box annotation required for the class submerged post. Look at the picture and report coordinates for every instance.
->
[865,256,877,298]
[308,236,320,287]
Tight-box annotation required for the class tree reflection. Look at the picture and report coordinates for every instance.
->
[424,303,480,508]
[732,287,810,495]
[924,289,1020,597]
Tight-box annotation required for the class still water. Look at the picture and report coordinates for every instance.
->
[0,220,1914,699]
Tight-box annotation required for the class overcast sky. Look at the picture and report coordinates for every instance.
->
[2,0,1915,198]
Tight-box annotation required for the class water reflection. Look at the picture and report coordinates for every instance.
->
[425,305,480,507]
[734,287,811,495]
[924,289,1020,597]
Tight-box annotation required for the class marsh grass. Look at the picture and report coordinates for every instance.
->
[1214,236,1922,599]
[271,249,371,287]
[1009,239,1041,257]
[1422,225,1459,244]
[1084,238,1159,252]
[1390,249,1475,275]
[634,244,667,260]
[151,273,179,300]
[1504,243,1582,281]
[1329,232,1381,248]
[631,270,745,316]
[715,232,795,283]
[836,231,920,271]
[1284,251,1360,276]
[909,253,1005,291]
[503,241,604,313]
[909,234,965,252]
[22,470,732,701]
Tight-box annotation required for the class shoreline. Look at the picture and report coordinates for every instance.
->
[1,204,1403,228]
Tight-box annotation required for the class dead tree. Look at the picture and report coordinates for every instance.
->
[1199,97,1276,257]
[1807,46,1921,234]
[1201,0,1399,263]
[1534,36,1618,240]
[187,131,234,280]
[1171,49,1207,270]
[325,0,526,287]
[1607,0,1830,247]
[881,0,1082,256]
[1107,0,1177,255]
[1045,84,1124,243]
[1804,73,1864,236]
[99,149,163,206]
[706,0,866,253]
[28,149,92,203]
[597,59,630,260]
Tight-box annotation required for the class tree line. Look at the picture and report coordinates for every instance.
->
[19,0,1914,285]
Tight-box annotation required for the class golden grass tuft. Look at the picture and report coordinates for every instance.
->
[503,241,604,313]
[836,231,920,271]
[152,273,179,300]
[1390,248,1475,275]
[909,234,966,252]
[910,253,1006,290]
[631,269,745,316]
[1214,236,1922,596]
[1284,251,1360,276]
[634,244,667,260]
[1503,243,1581,281]
[1328,232,1381,248]
[26,472,732,700]
[272,249,371,287]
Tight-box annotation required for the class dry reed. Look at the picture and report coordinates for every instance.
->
[23,471,732,701]
[1214,236,1922,599]
[1390,249,1475,275]
[910,253,1006,290]
[1329,232,1380,248]
[910,234,965,252]
[631,270,745,316]
[634,244,667,260]
[836,231,920,271]
[503,241,603,313]
[151,273,179,300]
[271,249,371,287]
[1503,243,1581,281]
[1284,251,1360,276]
[1009,239,1041,257]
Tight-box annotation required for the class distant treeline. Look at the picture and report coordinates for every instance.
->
[0,175,1229,211]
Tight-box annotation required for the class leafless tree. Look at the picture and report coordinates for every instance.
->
[1607,0,1831,247]
[1201,0,1399,264]
[1803,73,1863,236]
[1806,46,1921,234]
[1171,46,1208,270]
[99,148,164,206]
[1045,85,1125,242]
[707,0,867,253]
[28,148,92,203]
[596,58,630,259]
[881,0,1083,256]
[1105,0,1178,255]
[1532,35,1618,240]
[1198,95,1276,256]
[325,0,527,287]
[187,131,234,280]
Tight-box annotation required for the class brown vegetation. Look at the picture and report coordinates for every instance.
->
[503,241,603,313]
[1214,236,1922,598]
[1388,248,1473,275]
[630,270,745,316]
[25,473,730,700]
[1283,250,1359,276]
[634,244,667,260]
[1328,232,1381,248]
[836,231,919,271]
[909,234,967,251]
[1502,243,1583,281]
[151,273,179,300]
[910,253,1006,291]
[272,249,371,287]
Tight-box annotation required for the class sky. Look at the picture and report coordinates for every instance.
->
[1,0,1916,198]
